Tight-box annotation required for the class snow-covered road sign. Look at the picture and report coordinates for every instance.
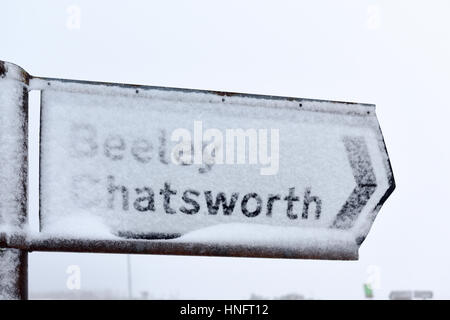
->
[0,60,395,260]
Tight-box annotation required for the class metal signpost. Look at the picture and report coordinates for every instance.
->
[0,62,28,300]
[0,60,395,300]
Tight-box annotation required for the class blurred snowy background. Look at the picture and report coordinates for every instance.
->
[1,0,449,299]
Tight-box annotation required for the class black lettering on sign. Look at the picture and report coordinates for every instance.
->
[266,194,281,216]
[180,189,201,215]
[204,191,239,215]
[159,182,177,214]
[71,174,101,208]
[107,175,129,210]
[284,187,300,220]
[104,135,126,160]
[241,193,263,217]
[158,129,169,165]
[133,187,155,212]
[302,188,322,219]
[70,123,98,158]
[131,139,153,163]
[198,142,216,174]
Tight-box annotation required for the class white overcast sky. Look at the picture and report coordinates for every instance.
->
[1,0,450,299]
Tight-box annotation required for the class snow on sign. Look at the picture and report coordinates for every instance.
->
[35,79,394,260]
[0,61,395,261]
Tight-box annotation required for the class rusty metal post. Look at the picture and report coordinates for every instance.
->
[0,249,28,299]
[0,61,29,300]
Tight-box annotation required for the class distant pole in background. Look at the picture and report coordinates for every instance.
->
[127,255,132,299]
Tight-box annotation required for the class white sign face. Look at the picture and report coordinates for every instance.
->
[38,79,394,259]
